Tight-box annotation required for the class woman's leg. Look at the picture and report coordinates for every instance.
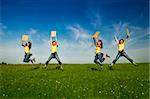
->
[94,54,99,64]
[45,53,54,65]
[112,52,122,64]
[54,53,62,65]
[23,53,31,63]
[122,52,134,64]
[54,53,63,70]
[98,53,105,63]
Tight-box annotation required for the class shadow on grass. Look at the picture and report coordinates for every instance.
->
[42,66,63,71]
[88,67,100,71]
[31,66,40,70]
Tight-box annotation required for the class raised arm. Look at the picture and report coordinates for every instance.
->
[21,40,25,47]
[56,41,58,47]
[124,27,131,43]
[93,38,98,46]
[114,35,119,44]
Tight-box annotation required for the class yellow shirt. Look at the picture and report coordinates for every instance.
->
[51,45,57,53]
[95,47,101,54]
[24,46,30,54]
[118,43,125,52]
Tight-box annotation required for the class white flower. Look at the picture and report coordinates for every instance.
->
[3,94,5,96]
[56,80,60,84]
[120,85,123,87]
[98,90,101,94]
[140,84,143,87]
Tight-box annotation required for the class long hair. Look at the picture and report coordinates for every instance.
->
[97,40,103,48]
[119,39,124,44]
[25,41,32,49]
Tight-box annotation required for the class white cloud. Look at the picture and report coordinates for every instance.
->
[113,21,129,38]
[0,23,7,35]
[28,28,37,35]
[66,24,91,40]
[90,13,102,28]
[86,11,102,29]
[0,21,149,64]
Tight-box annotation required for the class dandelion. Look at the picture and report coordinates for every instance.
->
[3,94,5,97]
[142,92,144,95]
[98,90,101,94]
[113,91,115,94]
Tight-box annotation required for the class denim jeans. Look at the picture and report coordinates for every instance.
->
[23,53,32,63]
[112,51,133,64]
[94,53,105,64]
[45,52,62,65]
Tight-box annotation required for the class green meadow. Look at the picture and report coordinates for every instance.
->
[0,63,149,98]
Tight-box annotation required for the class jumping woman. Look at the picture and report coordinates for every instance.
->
[22,41,36,64]
[45,40,63,70]
[109,34,137,70]
[92,32,110,70]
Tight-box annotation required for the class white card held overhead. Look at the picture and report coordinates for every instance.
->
[51,31,56,37]
[22,35,29,42]
[50,31,57,42]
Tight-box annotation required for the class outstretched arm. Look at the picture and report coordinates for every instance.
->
[56,41,58,47]
[93,38,98,46]
[22,40,25,47]
[124,27,131,43]
[114,35,119,44]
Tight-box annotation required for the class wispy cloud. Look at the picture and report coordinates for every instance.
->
[27,28,37,35]
[66,24,91,40]
[0,21,149,64]
[90,13,102,29]
[113,21,129,38]
[0,23,7,35]
[86,10,103,29]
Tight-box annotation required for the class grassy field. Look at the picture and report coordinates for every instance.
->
[0,63,149,98]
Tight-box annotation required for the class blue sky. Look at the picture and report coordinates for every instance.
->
[0,0,149,63]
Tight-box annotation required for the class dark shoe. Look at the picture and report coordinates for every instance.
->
[106,54,110,58]
[33,58,36,63]
[31,60,34,64]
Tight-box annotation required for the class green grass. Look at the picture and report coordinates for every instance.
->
[0,63,149,98]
